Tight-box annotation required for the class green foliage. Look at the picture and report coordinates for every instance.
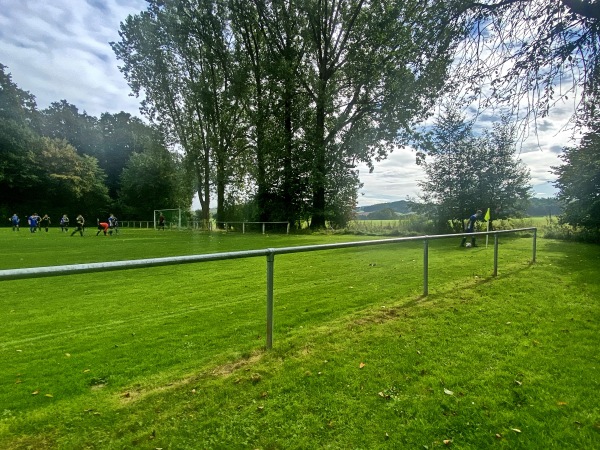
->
[553,129,600,230]
[119,147,192,219]
[459,1,600,128]
[418,108,531,232]
[527,197,563,217]
[113,0,469,230]
[366,207,398,220]
[0,65,191,220]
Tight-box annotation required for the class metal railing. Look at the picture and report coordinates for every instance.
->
[0,228,536,349]
[218,221,291,234]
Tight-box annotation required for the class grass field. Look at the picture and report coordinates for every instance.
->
[0,227,598,449]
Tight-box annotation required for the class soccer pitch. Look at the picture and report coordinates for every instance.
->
[2,229,420,411]
[4,227,577,448]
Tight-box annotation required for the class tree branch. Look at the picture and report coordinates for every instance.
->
[561,0,600,21]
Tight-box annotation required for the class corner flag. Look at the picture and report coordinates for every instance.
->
[484,208,491,247]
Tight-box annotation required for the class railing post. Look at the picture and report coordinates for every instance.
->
[262,223,266,235]
[493,233,499,277]
[266,250,275,350]
[423,239,429,296]
[533,228,537,263]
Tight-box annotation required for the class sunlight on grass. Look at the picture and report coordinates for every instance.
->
[0,228,598,448]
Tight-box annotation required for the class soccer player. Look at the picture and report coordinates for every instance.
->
[460,209,482,247]
[158,213,165,230]
[28,213,39,233]
[108,213,119,234]
[96,219,110,236]
[70,215,85,237]
[60,214,70,232]
[10,214,20,231]
[40,214,51,232]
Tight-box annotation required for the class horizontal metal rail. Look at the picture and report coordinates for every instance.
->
[219,221,290,234]
[0,227,537,349]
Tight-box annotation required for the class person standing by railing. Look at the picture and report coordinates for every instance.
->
[460,209,482,248]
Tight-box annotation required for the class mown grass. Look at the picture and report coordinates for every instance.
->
[0,227,598,449]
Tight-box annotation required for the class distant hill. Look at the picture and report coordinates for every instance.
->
[359,200,413,214]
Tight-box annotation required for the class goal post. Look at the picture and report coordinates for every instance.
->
[154,209,182,230]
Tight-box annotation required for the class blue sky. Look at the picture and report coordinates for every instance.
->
[0,0,571,207]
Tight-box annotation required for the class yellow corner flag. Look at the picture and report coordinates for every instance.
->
[484,208,491,247]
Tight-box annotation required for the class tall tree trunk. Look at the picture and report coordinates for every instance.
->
[310,80,327,229]
[283,84,294,223]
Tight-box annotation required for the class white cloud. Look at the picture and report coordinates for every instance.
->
[357,147,425,206]
[0,0,146,116]
[0,0,579,207]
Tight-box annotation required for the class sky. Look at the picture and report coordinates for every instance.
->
[0,0,574,208]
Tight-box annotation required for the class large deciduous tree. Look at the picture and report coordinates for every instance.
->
[553,129,600,230]
[112,0,248,226]
[113,0,468,229]
[119,145,192,219]
[297,0,465,228]
[36,137,112,217]
[418,108,531,231]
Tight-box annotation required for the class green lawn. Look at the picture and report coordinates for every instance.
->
[0,227,598,449]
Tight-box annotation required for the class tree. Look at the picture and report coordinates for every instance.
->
[38,100,102,160]
[0,119,43,216]
[366,208,398,220]
[553,129,600,229]
[297,0,466,228]
[118,144,193,219]
[113,0,469,229]
[0,65,42,213]
[98,112,153,198]
[112,0,249,226]
[0,63,38,125]
[36,137,111,218]
[456,0,600,129]
[418,108,531,231]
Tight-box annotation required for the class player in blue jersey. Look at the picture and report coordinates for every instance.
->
[461,210,482,247]
[60,214,70,232]
[10,214,20,231]
[28,213,39,233]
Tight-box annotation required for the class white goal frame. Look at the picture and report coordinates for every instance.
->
[154,209,182,230]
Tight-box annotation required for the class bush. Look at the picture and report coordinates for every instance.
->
[543,222,600,243]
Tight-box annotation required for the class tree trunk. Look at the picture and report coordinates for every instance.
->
[310,81,327,229]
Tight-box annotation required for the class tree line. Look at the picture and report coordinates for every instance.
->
[2,0,598,232]
[112,0,470,229]
[0,64,192,223]
[110,0,599,230]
